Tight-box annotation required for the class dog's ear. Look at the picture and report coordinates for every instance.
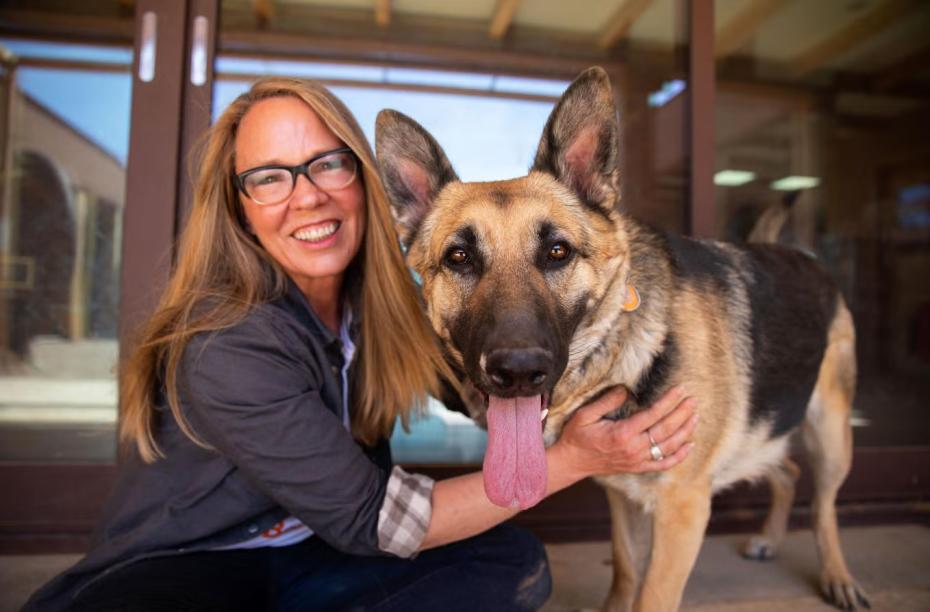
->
[375,109,459,249]
[532,66,620,213]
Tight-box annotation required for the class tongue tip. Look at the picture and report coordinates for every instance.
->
[483,481,545,510]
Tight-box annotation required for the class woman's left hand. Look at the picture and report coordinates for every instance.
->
[550,385,698,480]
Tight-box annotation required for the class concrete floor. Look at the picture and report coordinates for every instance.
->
[544,524,930,611]
[2,524,928,611]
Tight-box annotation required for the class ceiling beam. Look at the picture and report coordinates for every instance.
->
[375,0,391,28]
[791,0,922,76]
[598,0,654,49]
[715,0,787,59]
[489,0,521,39]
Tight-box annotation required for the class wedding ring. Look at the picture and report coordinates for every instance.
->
[647,429,664,461]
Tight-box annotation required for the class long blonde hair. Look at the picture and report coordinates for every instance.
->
[120,77,456,462]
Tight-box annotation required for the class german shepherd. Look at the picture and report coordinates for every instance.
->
[375,67,868,611]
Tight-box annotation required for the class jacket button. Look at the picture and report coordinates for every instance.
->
[248,524,259,534]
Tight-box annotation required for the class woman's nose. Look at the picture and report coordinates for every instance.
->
[289,173,328,208]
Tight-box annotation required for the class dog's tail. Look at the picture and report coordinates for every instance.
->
[747,191,800,244]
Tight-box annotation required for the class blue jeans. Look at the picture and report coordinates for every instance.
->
[69,524,552,611]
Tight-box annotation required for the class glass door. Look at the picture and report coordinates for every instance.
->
[0,39,132,464]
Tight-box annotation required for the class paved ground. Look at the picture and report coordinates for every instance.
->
[544,523,930,611]
[3,524,928,611]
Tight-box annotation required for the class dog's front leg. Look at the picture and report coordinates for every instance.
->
[602,487,652,612]
[635,482,712,612]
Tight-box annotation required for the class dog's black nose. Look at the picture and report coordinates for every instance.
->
[485,348,553,396]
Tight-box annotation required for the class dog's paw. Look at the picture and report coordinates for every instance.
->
[740,535,778,561]
[821,573,870,610]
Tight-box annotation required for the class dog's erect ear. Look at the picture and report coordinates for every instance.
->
[375,109,459,249]
[532,66,620,213]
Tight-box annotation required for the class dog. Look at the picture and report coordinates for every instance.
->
[375,67,868,611]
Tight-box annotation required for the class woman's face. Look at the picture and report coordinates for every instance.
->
[234,96,366,303]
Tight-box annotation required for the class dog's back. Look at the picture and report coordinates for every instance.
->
[667,234,839,434]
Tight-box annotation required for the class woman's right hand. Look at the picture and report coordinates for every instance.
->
[550,385,697,481]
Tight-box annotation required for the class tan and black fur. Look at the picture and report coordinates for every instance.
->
[375,67,868,611]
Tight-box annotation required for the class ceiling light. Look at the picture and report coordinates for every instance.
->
[770,175,820,191]
[714,170,755,186]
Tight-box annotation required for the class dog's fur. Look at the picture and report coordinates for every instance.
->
[375,67,868,611]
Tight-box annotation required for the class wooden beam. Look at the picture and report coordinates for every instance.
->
[687,0,715,239]
[598,0,654,49]
[715,0,787,59]
[375,0,390,28]
[791,0,921,76]
[489,0,521,39]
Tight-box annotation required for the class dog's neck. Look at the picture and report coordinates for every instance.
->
[546,219,674,434]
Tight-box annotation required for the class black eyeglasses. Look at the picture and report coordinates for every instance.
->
[234,147,359,205]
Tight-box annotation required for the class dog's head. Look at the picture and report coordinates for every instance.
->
[376,67,631,508]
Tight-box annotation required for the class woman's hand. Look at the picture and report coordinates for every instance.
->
[550,385,697,481]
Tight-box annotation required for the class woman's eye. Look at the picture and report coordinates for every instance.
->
[318,159,342,172]
[445,248,471,267]
[548,242,572,262]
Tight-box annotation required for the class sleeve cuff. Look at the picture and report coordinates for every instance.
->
[377,465,434,558]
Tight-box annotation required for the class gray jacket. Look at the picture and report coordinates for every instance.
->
[25,281,394,611]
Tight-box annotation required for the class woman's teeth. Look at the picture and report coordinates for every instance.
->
[293,222,338,243]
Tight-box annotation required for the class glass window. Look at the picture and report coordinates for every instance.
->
[713,0,930,446]
[0,39,132,462]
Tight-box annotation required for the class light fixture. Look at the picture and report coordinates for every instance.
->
[714,170,756,186]
[770,175,820,191]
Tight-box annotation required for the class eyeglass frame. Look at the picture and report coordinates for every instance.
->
[233,146,359,205]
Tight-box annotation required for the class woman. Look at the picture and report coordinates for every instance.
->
[26,78,697,611]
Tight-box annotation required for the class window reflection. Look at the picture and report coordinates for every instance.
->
[713,1,930,446]
[0,42,131,462]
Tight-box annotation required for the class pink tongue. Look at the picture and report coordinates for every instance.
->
[483,395,547,509]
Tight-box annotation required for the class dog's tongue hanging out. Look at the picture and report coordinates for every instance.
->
[483,395,547,509]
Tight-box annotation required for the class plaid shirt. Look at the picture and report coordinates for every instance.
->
[377,466,435,557]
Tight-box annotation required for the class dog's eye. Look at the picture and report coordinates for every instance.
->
[445,248,471,268]
[548,242,572,262]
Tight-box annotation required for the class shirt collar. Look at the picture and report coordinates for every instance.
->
[283,277,357,352]
[283,277,340,348]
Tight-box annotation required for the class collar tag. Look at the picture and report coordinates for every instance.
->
[622,285,640,312]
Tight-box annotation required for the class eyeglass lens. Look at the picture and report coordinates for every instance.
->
[242,150,357,204]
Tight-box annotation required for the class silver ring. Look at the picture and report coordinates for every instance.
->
[647,429,664,461]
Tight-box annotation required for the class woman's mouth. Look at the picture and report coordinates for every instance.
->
[293,221,340,243]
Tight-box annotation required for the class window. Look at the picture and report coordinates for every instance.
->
[0,39,132,462]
